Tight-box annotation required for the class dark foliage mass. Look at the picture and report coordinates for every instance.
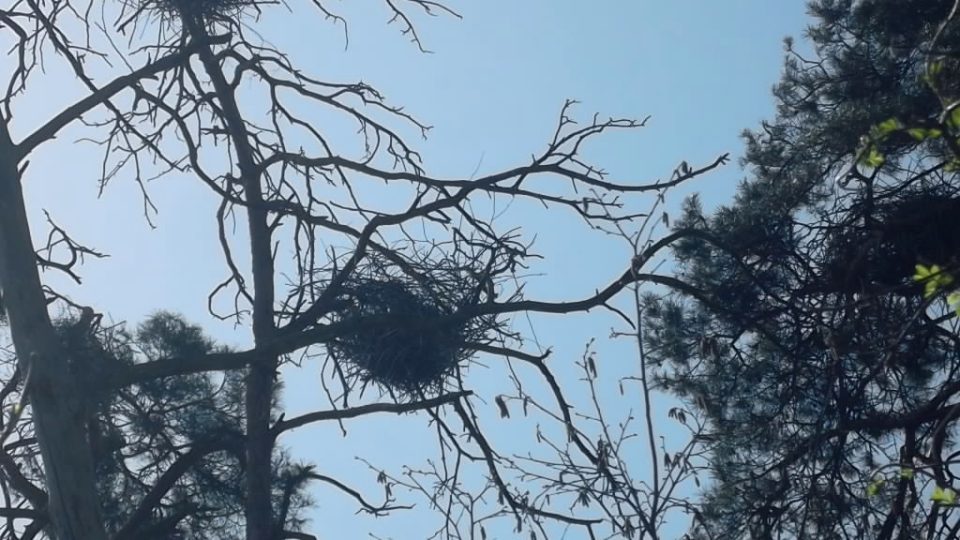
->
[646,1,960,538]
[43,312,307,540]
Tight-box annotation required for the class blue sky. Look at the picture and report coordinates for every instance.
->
[10,1,810,538]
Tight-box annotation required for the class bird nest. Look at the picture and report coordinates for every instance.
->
[821,191,960,293]
[326,272,499,399]
[125,0,257,23]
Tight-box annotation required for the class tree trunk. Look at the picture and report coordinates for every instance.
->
[185,18,279,540]
[0,121,107,539]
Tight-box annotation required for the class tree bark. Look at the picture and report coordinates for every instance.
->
[0,121,107,539]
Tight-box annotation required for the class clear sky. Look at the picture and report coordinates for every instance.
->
[11,1,810,538]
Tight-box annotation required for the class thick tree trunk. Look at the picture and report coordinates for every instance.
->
[185,19,279,540]
[0,122,107,539]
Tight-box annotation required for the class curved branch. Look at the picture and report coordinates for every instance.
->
[451,401,603,531]
[112,349,259,389]
[0,507,43,520]
[282,532,318,540]
[305,472,412,514]
[113,438,236,540]
[0,450,46,509]
[258,153,730,195]
[15,33,231,161]
[273,391,471,436]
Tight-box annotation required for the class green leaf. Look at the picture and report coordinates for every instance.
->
[934,271,953,296]
[875,117,901,137]
[949,291,960,317]
[914,264,954,298]
[866,478,885,497]
[900,467,915,480]
[907,127,944,141]
[914,264,934,281]
[932,486,957,504]
[861,147,885,168]
[873,118,903,139]
[923,61,943,89]
[930,60,944,77]
[949,107,960,128]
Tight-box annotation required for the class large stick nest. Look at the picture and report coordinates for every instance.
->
[124,0,258,23]
[326,265,501,399]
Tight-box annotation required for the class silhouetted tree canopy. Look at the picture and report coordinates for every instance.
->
[0,1,723,538]
[647,1,960,538]
[0,312,311,539]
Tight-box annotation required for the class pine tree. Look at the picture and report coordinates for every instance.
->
[648,1,960,537]
[0,312,313,539]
